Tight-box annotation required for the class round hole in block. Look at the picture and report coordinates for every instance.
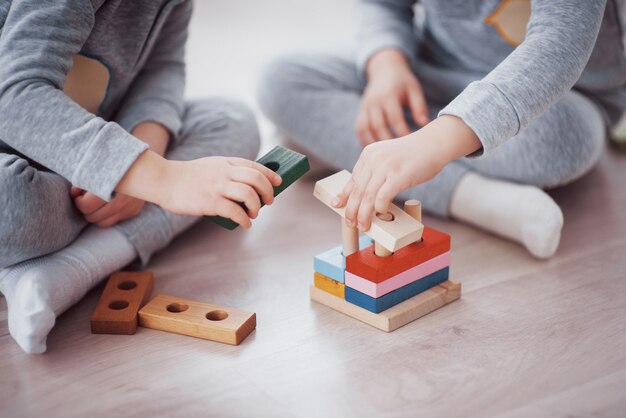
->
[166,303,189,313]
[206,310,229,321]
[376,212,395,222]
[264,161,280,172]
[109,300,129,310]
[117,281,137,290]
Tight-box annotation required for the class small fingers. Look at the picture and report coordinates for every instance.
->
[369,108,393,141]
[215,198,252,229]
[355,110,376,147]
[374,180,401,215]
[357,174,386,231]
[407,85,430,127]
[74,193,107,215]
[231,167,275,206]
[70,187,85,198]
[96,214,121,228]
[344,170,371,228]
[230,158,282,187]
[384,100,411,137]
[224,182,262,219]
[333,176,355,209]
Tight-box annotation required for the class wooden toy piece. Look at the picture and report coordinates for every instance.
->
[345,267,449,313]
[208,145,310,230]
[314,235,373,283]
[341,218,359,256]
[346,251,451,298]
[404,200,422,222]
[91,271,154,335]
[314,272,345,299]
[314,170,424,252]
[346,226,450,283]
[310,280,461,332]
[138,294,256,345]
[374,241,393,257]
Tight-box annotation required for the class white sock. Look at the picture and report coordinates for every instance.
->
[450,172,564,259]
[0,226,137,354]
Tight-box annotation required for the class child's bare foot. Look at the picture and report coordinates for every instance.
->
[450,172,564,259]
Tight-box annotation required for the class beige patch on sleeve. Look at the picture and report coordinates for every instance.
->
[485,0,531,47]
[63,54,110,114]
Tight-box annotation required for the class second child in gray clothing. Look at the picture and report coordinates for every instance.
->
[0,0,281,354]
[259,0,626,259]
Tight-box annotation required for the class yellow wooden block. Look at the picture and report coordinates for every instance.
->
[314,272,345,299]
[310,280,461,332]
[138,294,256,345]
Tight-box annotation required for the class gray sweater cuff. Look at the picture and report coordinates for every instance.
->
[116,99,183,141]
[74,123,149,201]
[438,81,521,158]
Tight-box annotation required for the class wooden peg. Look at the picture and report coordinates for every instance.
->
[404,200,422,222]
[341,218,359,256]
[374,241,393,257]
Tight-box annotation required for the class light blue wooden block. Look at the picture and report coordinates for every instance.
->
[314,236,372,283]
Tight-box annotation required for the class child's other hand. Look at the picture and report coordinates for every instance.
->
[356,48,430,146]
[118,155,282,229]
[71,187,145,228]
[334,116,482,232]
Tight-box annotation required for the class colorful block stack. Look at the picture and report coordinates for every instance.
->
[313,227,451,314]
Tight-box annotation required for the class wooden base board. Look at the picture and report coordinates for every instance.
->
[138,294,256,345]
[310,280,461,332]
[91,271,154,335]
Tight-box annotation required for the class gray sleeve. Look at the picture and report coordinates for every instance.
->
[355,0,418,76]
[114,1,192,142]
[0,0,148,201]
[439,0,608,157]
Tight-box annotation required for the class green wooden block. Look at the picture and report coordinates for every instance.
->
[207,146,310,230]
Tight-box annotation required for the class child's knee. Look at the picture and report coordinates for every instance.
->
[183,98,261,160]
[258,54,312,119]
[546,93,605,185]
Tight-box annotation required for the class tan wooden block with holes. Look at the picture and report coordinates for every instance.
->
[138,294,256,345]
[314,170,424,252]
[91,271,154,335]
[310,280,461,332]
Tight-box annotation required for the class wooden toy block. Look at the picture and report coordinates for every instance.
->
[404,200,422,222]
[345,267,449,313]
[314,170,424,252]
[346,226,450,283]
[208,146,310,230]
[314,272,346,299]
[346,251,450,298]
[138,294,256,345]
[314,235,373,283]
[91,271,154,335]
[341,218,359,256]
[310,280,461,332]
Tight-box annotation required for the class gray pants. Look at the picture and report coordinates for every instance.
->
[258,53,606,217]
[0,98,260,268]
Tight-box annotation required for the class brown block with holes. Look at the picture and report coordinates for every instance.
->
[138,294,256,345]
[91,271,154,335]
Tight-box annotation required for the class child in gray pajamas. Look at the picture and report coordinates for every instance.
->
[259,0,626,258]
[0,0,281,353]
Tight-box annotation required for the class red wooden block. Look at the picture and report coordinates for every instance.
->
[346,226,450,283]
[91,271,154,335]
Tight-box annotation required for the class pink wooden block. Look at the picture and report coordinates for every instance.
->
[345,252,450,298]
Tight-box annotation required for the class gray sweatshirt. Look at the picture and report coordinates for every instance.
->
[356,0,626,157]
[0,0,192,200]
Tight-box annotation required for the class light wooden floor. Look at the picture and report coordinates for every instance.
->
[1,147,625,418]
[2,2,625,417]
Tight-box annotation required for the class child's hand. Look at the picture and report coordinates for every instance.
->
[71,187,145,228]
[334,116,482,231]
[356,49,430,146]
[116,154,282,229]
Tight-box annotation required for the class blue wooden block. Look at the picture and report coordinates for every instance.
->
[314,236,372,283]
[345,267,449,313]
